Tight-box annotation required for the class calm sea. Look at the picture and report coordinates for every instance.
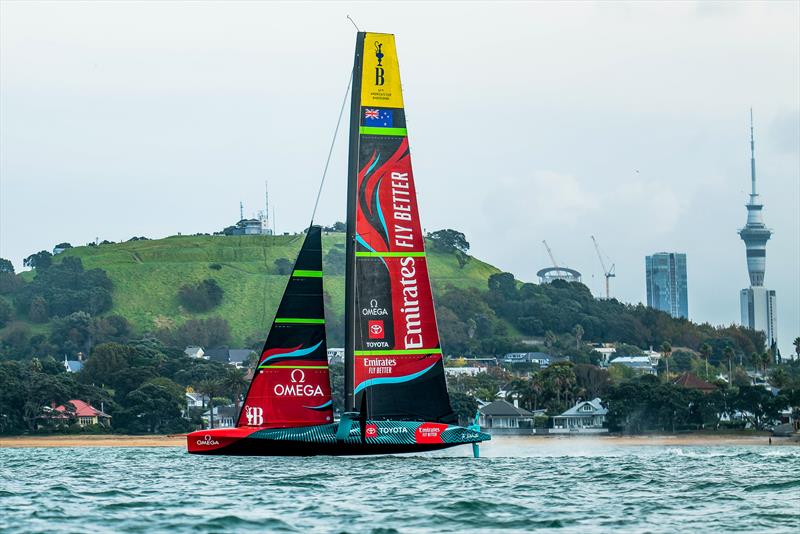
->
[1,438,798,533]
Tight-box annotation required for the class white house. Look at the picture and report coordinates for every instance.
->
[327,348,344,364]
[592,347,617,367]
[184,346,205,359]
[610,356,656,375]
[63,355,84,373]
[202,405,238,429]
[186,392,209,410]
[478,400,540,434]
[444,366,482,377]
[552,398,608,433]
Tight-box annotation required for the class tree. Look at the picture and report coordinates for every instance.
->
[81,343,133,388]
[0,258,14,274]
[197,379,223,429]
[220,367,248,417]
[699,343,712,379]
[760,351,771,376]
[28,297,49,323]
[120,382,185,433]
[573,324,584,350]
[427,229,469,254]
[723,346,735,384]
[734,386,786,430]
[177,279,224,313]
[0,300,12,328]
[23,250,52,270]
[794,337,800,360]
[661,342,672,380]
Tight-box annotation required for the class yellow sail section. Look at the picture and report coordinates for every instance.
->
[360,33,404,108]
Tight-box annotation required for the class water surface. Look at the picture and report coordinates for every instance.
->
[1,439,798,533]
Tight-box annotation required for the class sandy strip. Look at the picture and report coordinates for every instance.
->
[490,434,799,447]
[0,433,796,449]
[0,434,186,448]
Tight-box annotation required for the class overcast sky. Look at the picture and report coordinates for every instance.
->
[1,1,798,355]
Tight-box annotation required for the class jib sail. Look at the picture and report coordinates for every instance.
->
[344,32,456,423]
[238,226,334,428]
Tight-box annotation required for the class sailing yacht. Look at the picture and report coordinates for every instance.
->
[187,32,490,456]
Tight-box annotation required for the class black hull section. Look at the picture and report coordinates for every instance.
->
[193,438,463,457]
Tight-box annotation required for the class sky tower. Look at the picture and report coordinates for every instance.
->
[738,110,777,356]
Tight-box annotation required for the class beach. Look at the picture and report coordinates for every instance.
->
[1,432,796,449]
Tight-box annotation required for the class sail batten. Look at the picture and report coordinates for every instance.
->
[344,32,456,423]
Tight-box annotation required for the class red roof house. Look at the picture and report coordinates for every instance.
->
[672,373,717,393]
[45,400,112,427]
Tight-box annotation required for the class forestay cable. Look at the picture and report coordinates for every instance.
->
[310,70,353,226]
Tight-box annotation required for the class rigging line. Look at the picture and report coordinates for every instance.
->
[310,69,353,227]
[346,15,361,32]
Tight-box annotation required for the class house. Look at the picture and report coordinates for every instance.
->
[327,348,345,364]
[478,400,539,434]
[552,398,608,433]
[592,346,617,367]
[502,352,551,366]
[444,366,482,377]
[204,348,230,364]
[610,356,657,375]
[203,347,253,366]
[184,346,205,359]
[672,373,717,393]
[42,400,111,428]
[228,349,254,368]
[202,405,239,429]
[63,355,84,373]
[186,391,210,410]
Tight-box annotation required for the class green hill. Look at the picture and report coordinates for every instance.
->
[54,233,501,345]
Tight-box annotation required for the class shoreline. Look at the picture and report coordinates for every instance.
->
[1,432,797,449]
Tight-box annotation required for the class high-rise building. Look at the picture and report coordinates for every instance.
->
[738,110,777,352]
[645,252,688,319]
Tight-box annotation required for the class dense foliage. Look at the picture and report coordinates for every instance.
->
[13,257,113,321]
[177,279,224,312]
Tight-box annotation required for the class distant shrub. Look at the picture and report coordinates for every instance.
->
[274,258,293,275]
[156,316,231,349]
[177,279,224,312]
[208,263,223,271]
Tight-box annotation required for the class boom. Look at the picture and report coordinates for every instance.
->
[591,235,615,299]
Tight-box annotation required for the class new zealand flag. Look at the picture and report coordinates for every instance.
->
[363,108,393,128]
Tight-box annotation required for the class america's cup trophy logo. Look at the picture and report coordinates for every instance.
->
[374,41,385,86]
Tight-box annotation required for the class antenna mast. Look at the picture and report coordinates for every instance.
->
[239,201,244,221]
[591,235,616,299]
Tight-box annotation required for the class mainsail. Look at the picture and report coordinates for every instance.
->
[237,226,333,428]
[345,32,456,423]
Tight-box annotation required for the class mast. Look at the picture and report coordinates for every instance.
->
[344,32,365,412]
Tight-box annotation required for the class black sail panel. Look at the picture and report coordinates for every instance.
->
[238,226,334,428]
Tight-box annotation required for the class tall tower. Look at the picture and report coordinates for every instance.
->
[738,109,772,286]
[738,110,778,355]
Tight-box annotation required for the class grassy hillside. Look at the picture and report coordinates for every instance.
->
[56,233,501,345]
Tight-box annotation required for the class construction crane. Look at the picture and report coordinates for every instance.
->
[591,235,615,299]
[542,240,559,269]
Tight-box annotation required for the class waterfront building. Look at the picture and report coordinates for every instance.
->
[478,400,539,434]
[738,111,778,353]
[41,400,111,428]
[645,252,688,319]
[551,398,608,433]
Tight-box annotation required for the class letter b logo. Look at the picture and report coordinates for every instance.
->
[246,406,264,426]
[375,67,385,86]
